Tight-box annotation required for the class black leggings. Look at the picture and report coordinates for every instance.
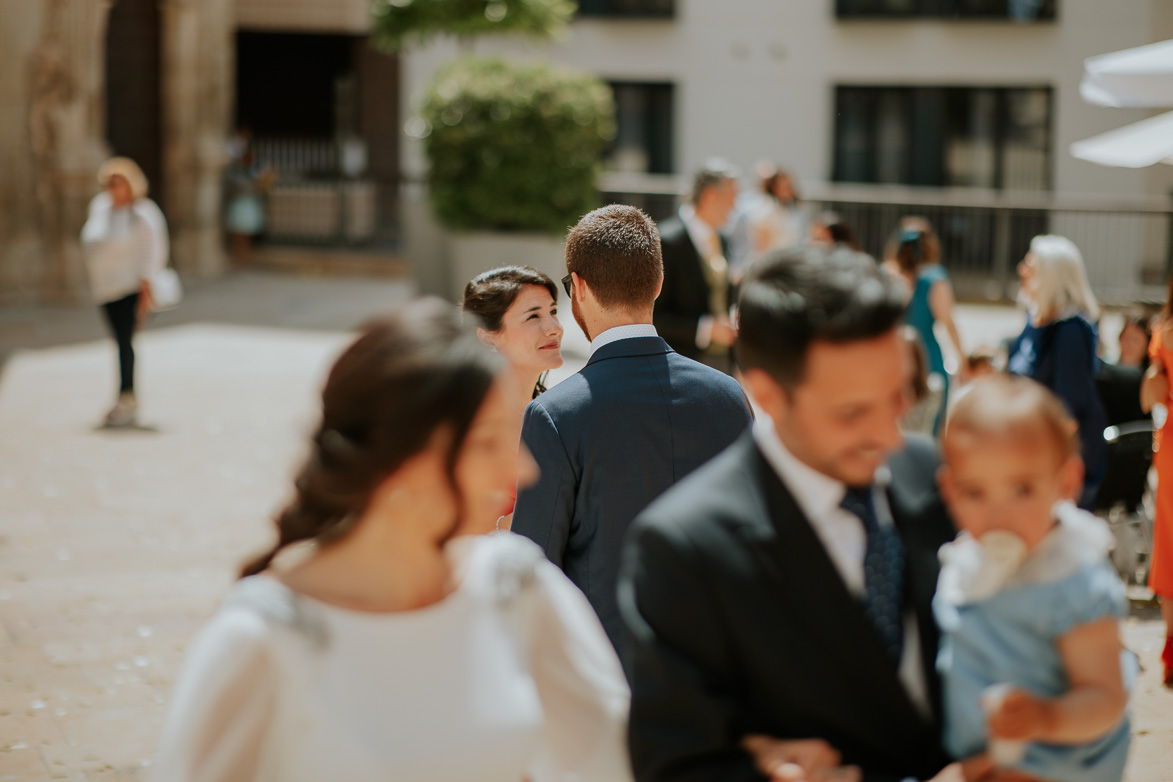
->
[101,292,139,393]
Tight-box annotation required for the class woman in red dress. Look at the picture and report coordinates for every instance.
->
[1141,275,1173,686]
[463,267,564,529]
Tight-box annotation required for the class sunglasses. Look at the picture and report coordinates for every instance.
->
[562,273,574,299]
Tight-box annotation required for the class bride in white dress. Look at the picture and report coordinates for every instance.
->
[151,299,632,782]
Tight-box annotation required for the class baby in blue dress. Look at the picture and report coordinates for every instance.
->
[935,375,1133,782]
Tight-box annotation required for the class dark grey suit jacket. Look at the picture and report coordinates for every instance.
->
[511,335,752,648]
[655,216,733,361]
[619,432,956,782]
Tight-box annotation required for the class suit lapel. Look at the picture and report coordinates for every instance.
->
[737,443,936,735]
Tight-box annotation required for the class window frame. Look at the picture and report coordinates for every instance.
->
[834,0,1057,21]
[577,0,676,20]
[831,84,1053,191]
[604,80,676,176]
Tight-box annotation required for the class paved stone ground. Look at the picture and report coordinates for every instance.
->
[0,271,1168,781]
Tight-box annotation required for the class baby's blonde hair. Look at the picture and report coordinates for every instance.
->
[943,375,1078,464]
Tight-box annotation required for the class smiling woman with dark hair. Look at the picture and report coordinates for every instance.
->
[151,298,630,782]
[462,265,563,528]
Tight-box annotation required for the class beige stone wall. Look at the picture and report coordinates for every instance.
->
[1,0,111,303]
[160,0,233,280]
[235,0,372,33]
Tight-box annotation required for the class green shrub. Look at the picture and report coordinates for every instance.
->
[371,0,576,54]
[417,56,615,234]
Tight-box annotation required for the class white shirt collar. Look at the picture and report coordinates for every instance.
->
[752,413,892,511]
[589,324,659,356]
[752,414,847,522]
[679,204,717,259]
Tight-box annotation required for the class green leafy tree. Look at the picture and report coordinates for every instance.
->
[417,57,615,233]
[371,0,576,53]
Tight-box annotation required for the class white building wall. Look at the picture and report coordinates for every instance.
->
[400,0,1171,198]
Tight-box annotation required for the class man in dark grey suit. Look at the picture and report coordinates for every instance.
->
[655,162,740,371]
[620,246,979,782]
[511,204,752,650]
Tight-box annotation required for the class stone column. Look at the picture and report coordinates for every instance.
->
[159,0,232,278]
[0,0,112,303]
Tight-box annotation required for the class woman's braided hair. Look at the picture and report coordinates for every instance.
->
[240,298,501,578]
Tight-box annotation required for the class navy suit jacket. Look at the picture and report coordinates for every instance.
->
[511,335,752,648]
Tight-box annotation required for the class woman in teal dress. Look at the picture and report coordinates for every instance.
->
[883,217,964,435]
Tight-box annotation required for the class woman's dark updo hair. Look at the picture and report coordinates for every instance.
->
[814,211,861,251]
[241,297,502,578]
[462,265,559,398]
[885,216,941,274]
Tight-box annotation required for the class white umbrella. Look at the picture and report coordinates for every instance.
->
[1080,39,1173,109]
[1070,110,1173,168]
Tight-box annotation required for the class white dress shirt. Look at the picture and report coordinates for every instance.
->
[589,324,659,357]
[679,204,718,264]
[752,415,932,718]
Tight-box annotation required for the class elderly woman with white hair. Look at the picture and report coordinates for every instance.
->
[1006,234,1107,508]
[80,157,170,427]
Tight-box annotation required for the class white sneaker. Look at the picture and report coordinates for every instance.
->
[104,393,138,427]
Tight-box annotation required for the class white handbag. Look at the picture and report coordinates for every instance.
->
[150,267,184,311]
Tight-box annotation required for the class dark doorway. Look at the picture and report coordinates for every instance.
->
[105,0,163,202]
[235,32,358,136]
[233,31,401,247]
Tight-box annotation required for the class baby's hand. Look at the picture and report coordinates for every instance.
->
[987,690,1054,741]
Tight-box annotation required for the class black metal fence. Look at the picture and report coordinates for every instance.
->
[599,174,1173,305]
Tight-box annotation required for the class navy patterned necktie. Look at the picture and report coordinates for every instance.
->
[840,485,905,664]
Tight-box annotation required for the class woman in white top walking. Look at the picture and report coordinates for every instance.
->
[80,157,169,427]
[150,298,631,782]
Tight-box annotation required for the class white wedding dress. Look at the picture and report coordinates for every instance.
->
[151,533,632,782]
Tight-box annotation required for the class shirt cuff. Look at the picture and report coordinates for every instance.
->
[696,315,714,350]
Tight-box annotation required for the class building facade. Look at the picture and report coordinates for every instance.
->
[3,1,1171,303]
[400,0,1173,301]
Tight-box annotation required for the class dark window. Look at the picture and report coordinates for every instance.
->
[578,0,675,18]
[836,0,1056,20]
[833,86,1051,190]
[607,82,674,174]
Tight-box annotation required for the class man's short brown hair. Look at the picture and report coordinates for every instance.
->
[565,204,663,312]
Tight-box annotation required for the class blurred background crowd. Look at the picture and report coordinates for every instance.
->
[3,1,1173,779]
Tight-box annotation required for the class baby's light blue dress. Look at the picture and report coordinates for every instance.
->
[934,507,1135,782]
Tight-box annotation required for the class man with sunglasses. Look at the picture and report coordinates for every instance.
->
[511,204,752,651]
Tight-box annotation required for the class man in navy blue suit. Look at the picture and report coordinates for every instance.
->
[511,204,752,649]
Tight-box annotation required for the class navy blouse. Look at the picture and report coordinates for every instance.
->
[1006,315,1107,508]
